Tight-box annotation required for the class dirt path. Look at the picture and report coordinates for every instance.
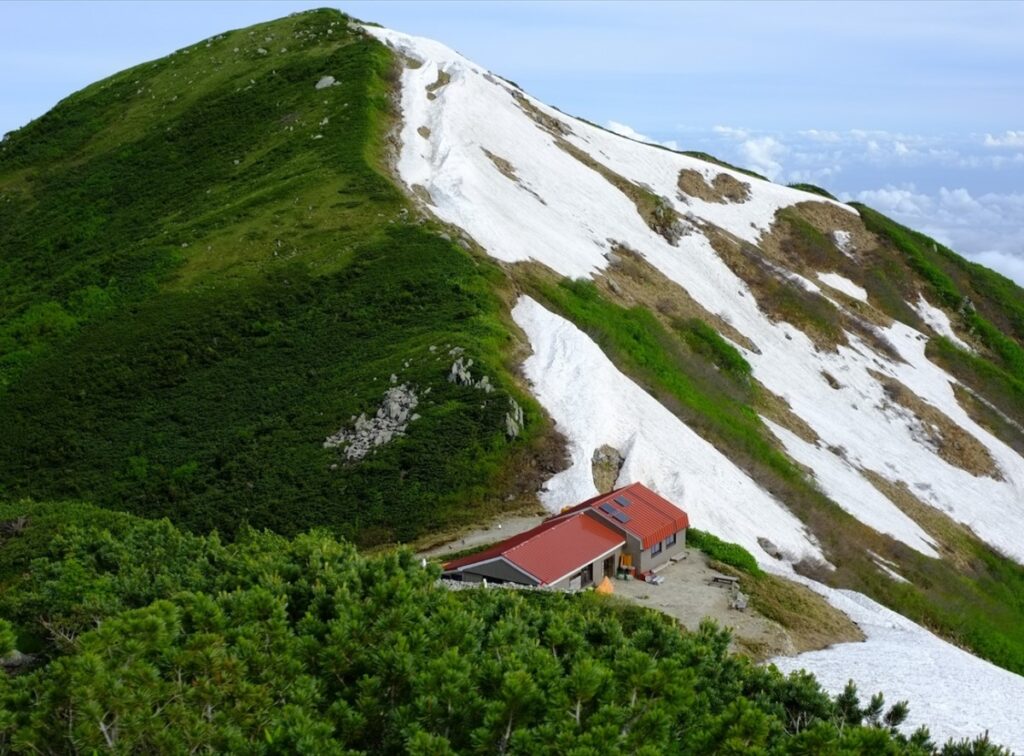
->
[417,512,546,558]
[613,550,797,659]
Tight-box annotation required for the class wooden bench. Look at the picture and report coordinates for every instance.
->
[711,575,739,587]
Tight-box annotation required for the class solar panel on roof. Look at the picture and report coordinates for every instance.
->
[613,495,631,507]
[612,511,631,523]
[599,502,616,515]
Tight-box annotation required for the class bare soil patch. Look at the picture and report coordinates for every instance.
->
[417,512,546,559]
[425,69,450,100]
[410,183,434,206]
[677,169,751,204]
[509,90,573,137]
[615,551,862,660]
[859,469,977,571]
[757,387,821,445]
[870,370,1002,479]
[597,243,756,350]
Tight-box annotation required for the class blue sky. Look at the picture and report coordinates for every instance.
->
[2,1,1022,279]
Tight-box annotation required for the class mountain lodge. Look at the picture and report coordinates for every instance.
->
[443,482,689,590]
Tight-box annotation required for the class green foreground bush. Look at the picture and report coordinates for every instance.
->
[0,502,1009,754]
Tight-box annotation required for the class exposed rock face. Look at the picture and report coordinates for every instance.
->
[651,195,686,245]
[0,650,36,672]
[448,355,494,392]
[449,356,474,386]
[591,444,625,492]
[758,537,784,560]
[505,398,524,439]
[324,384,419,461]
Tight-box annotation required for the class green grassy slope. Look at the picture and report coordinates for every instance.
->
[855,204,1024,427]
[0,10,540,544]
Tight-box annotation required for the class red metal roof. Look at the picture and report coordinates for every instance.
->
[444,518,566,572]
[444,514,624,586]
[555,482,689,549]
[443,482,687,583]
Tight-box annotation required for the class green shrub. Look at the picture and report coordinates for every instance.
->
[677,318,752,381]
[0,500,987,753]
[687,528,761,574]
[787,183,838,200]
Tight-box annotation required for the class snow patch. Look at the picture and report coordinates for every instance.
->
[512,295,822,566]
[816,271,868,302]
[831,229,855,256]
[913,294,971,351]
[361,22,1024,748]
[764,420,938,557]
[868,551,911,584]
[772,578,1024,752]
[368,21,1024,565]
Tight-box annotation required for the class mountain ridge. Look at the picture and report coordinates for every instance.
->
[2,8,1024,749]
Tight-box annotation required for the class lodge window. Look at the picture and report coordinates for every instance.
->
[651,541,663,557]
[666,532,677,548]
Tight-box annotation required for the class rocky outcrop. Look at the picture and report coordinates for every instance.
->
[448,355,494,392]
[324,384,420,461]
[505,398,524,439]
[591,444,624,492]
[651,195,686,245]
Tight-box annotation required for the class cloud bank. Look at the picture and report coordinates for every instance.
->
[680,125,1024,284]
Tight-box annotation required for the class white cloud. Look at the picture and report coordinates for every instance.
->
[854,185,931,216]
[798,129,842,143]
[677,125,1024,283]
[983,130,1024,148]
[738,136,785,180]
[605,120,678,151]
[851,185,1024,284]
[787,165,842,185]
[712,125,750,140]
[969,250,1024,284]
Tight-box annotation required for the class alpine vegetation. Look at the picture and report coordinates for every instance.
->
[2,7,1024,752]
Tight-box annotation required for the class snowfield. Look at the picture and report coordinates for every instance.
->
[772,580,1024,751]
[512,295,823,565]
[763,420,938,557]
[363,23,1024,748]
[363,23,1024,566]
